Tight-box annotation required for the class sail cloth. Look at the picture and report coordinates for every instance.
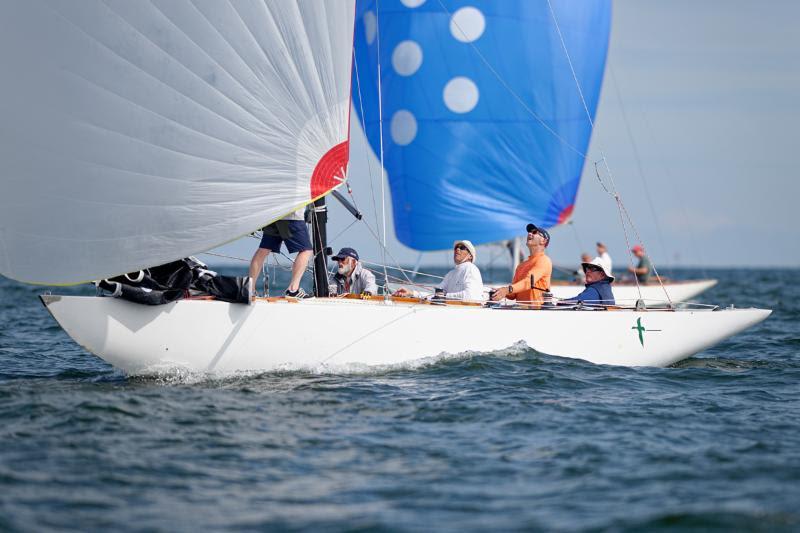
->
[0,1,355,285]
[353,0,611,250]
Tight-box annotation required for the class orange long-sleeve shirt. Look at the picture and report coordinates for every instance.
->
[508,251,552,304]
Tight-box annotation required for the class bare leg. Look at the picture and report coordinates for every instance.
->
[287,250,312,292]
[249,248,271,295]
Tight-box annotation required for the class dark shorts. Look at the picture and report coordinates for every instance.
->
[259,220,312,254]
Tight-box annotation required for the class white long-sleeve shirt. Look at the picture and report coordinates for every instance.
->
[594,252,613,276]
[438,261,485,302]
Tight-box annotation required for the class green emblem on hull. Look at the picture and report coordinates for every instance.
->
[631,317,661,347]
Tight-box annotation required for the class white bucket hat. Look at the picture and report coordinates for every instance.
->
[453,239,476,261]
[581,258,614,282]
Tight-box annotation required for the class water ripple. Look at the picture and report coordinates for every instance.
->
[0,269,798,531]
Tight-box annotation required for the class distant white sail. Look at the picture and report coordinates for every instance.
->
[0,1,355,285]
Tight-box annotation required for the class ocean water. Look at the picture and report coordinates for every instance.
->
[0,268,798,532]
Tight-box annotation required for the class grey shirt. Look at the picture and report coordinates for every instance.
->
[333,262,377,295]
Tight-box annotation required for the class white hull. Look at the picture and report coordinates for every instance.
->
[41,295,769,374]
[550,279,718,304]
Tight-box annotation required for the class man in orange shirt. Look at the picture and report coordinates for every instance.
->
[490,223,552,305]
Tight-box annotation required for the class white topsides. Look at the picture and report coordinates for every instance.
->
[42,295,770,375]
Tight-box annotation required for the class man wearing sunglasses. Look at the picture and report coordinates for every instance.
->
[563,258,615,306]
[394,239,484,302]
[490,223,552,306]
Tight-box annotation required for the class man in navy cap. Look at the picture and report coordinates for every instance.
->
[331,247,377,296]
[491,223,552,306]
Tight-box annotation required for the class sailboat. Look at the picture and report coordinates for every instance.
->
[352,0,717,304]
[1,2,769,374]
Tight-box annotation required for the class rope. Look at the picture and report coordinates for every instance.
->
[609,66,670,268]
[640,111,711,278]
[374,0,390,291]
[352,49,383,259]
[594,160,643,300]
[568,220,585,256]
[200,251,249,263]
[320,308,419,364]
[616,200,673,307]
[547,0,673,305]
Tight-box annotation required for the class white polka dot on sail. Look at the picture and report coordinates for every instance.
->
[391,41,423,76]
[400,0,426,7]
[390,110,418,145]
[363,11,377,45]
[450,7,485,43]
[443,77,479,113]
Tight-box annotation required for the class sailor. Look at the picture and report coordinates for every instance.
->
[594,241,613,276]
[574,252,592,283]
[249,209,312,298]
[331,247,377,296]
[490,224,552,305]
[394,239,484,301]
[564,258,615,306]
[628,245,652,283]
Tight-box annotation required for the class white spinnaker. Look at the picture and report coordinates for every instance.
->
[0,0,355,285]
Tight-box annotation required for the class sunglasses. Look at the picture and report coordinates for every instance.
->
[454,244,468,252]
[584,265,603,273]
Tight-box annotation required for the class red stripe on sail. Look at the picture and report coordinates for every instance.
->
[557,204,574,225]
[310,141,349,198]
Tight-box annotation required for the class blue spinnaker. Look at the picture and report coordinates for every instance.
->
[353,0,611,250]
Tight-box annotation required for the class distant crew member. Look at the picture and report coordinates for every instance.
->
[490,224,552,306]
[628,245,652,283]
[564,258,615,306]
[395,240,484,301]
[594,241,613,276]
[249,209,312,298]
[575,252,592,283]
[331,247,377,296]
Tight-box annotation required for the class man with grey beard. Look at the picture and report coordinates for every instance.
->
[331,247,377,296]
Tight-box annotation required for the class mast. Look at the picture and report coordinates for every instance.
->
[510,237,522,275]
[310,198,330,297]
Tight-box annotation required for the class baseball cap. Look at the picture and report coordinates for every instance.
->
[526,223,551,246]
[332,247,359,261]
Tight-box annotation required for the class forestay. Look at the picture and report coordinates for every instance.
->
[0,1,355,285]
[353,0,610,250]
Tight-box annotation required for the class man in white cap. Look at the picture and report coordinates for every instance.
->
[564,258,615,305]
[394,239,484,301]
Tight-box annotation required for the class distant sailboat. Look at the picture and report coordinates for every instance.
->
[0,1,768,374]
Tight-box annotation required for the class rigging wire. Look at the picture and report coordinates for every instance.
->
[608,65,670,269]
[568,220,585,255]
[545,0,673,306]
[639,111,711,278]
[374,0,390,291]
[352,49,384,258]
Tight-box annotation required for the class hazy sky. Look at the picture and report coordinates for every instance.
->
[213,0,800,271]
